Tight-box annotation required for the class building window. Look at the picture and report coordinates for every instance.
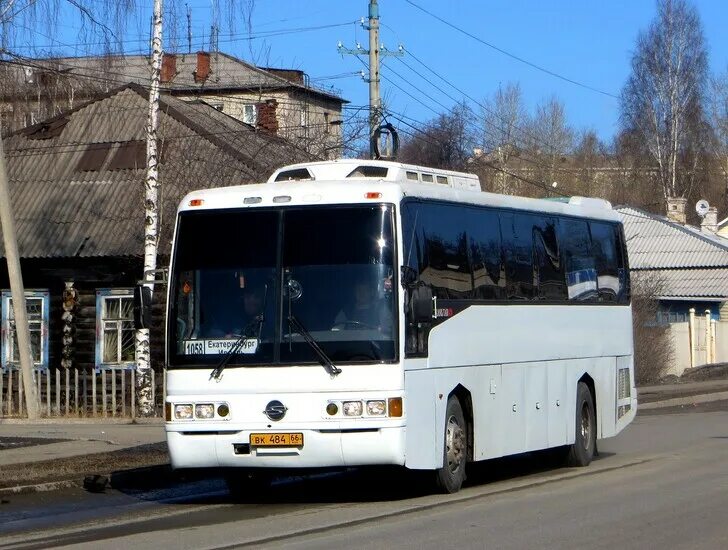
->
[96,289,135,368]
[1,290,50,370]
[243,104,257,125]
[300,106,310,128]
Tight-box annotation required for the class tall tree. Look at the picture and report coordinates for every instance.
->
[398,102,475,171]
[481,83,528,194]
[620,0,708,201]
[708,68,728,193]
[529,95,574,189]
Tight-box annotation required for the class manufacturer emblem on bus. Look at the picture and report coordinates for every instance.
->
[264,400,287,421]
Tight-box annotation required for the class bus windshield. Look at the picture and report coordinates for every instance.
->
[169,204,397,367]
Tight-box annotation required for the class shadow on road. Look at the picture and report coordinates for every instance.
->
[106,448,617,507]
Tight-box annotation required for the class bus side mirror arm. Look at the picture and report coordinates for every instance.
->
[134,285,153,330]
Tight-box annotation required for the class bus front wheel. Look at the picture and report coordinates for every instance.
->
[566,382,596,467]
[434,396,468,493]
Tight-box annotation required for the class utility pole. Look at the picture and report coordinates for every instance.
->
[0,135,40,419]
[338,0,403,159]
[368,0,380,159]
[135,0,163,417]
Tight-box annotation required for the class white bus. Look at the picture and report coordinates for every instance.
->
[161,159,636,494]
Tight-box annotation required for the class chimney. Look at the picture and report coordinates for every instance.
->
[666,197,687,224]
[701,207,719,234]
[257,99,278,133]
[194,51,211,83]
[160,54,176,83]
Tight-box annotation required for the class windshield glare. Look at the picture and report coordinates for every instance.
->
[170,205,397,366]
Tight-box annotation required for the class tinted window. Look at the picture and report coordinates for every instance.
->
[465,207,505,299]
[500,212,535,300]
[532,216,566,300]
[410,203,473,299]
[590,221,620,302]
[559,218,597,301]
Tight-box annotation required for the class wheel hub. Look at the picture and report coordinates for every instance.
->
[445,414,465,473]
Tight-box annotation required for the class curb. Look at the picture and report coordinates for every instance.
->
[0,479,79,496]
[639,390,728,410]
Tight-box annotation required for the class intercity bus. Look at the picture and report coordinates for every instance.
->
[161,159,636,493]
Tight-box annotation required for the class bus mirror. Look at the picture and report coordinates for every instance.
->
[133,285,153,330]
[401,266,417,287]
[411,285,433,323]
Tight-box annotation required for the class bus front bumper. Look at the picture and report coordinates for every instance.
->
[166,425,406,469]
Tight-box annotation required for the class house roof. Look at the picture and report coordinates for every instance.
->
[0,84,310,260]
[634,268,728,299]
[15,52,345,103]
[616,206,728,269]
[616,206,728,300]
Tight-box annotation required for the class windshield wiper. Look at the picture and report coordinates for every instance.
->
[210,284,268,381]
[288,315,341,376]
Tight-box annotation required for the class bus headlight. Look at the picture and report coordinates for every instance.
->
[366,400,386,416]
[343,401,363,416]
[195,403,215,419]
[174,404,194,420]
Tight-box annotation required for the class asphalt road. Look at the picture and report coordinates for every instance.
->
[1,408,728,550]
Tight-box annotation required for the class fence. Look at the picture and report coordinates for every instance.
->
[0,368,165,418]
[665,309,725,377]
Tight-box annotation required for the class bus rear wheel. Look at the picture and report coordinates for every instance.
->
[566,382,596,467]
[434,396,468,493]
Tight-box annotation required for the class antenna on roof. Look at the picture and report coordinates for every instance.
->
[696,199,710,218]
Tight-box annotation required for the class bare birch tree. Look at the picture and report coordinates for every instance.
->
[620,0,708,201]
[134,0,163,417]
[708,68,728,193]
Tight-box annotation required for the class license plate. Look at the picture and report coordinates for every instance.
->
[249,432,304,447]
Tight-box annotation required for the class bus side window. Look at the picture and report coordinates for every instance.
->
[559,218,597,302]
[532,216,566,301]
[589,221,620,303]
[500,212,536,300]
[466,207,505,300]
[417,203,473,300]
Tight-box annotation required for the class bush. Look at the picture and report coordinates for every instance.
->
[631,275,674,384]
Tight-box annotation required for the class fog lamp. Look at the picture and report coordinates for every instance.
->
[174,404,193,420]
[195,403,215,419]
[343,401,363,416]
[326,402,339,416]
[217,403,230,417]
[366,400,386,416]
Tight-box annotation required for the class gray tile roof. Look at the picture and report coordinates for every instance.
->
[18,52,345,103]
[616,206,728,300]
[616,206,728,269]
[1,84,310,259]
[633,269,728,299]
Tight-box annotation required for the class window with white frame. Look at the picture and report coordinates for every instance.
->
[1,290,50,370]
[242,104,257,125]
[96,290,135,368]
[300,105,310,128]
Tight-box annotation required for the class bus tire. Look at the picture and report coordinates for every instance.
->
[434,396,468,493]
[567,382,596,467]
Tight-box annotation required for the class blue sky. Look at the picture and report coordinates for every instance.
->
[49,0,728,144]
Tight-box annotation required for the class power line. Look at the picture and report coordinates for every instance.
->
[378,63,566,178]
[403,0,619,99]
[386,110,577,198]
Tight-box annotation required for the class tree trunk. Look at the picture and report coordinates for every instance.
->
[135,0,163,417]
